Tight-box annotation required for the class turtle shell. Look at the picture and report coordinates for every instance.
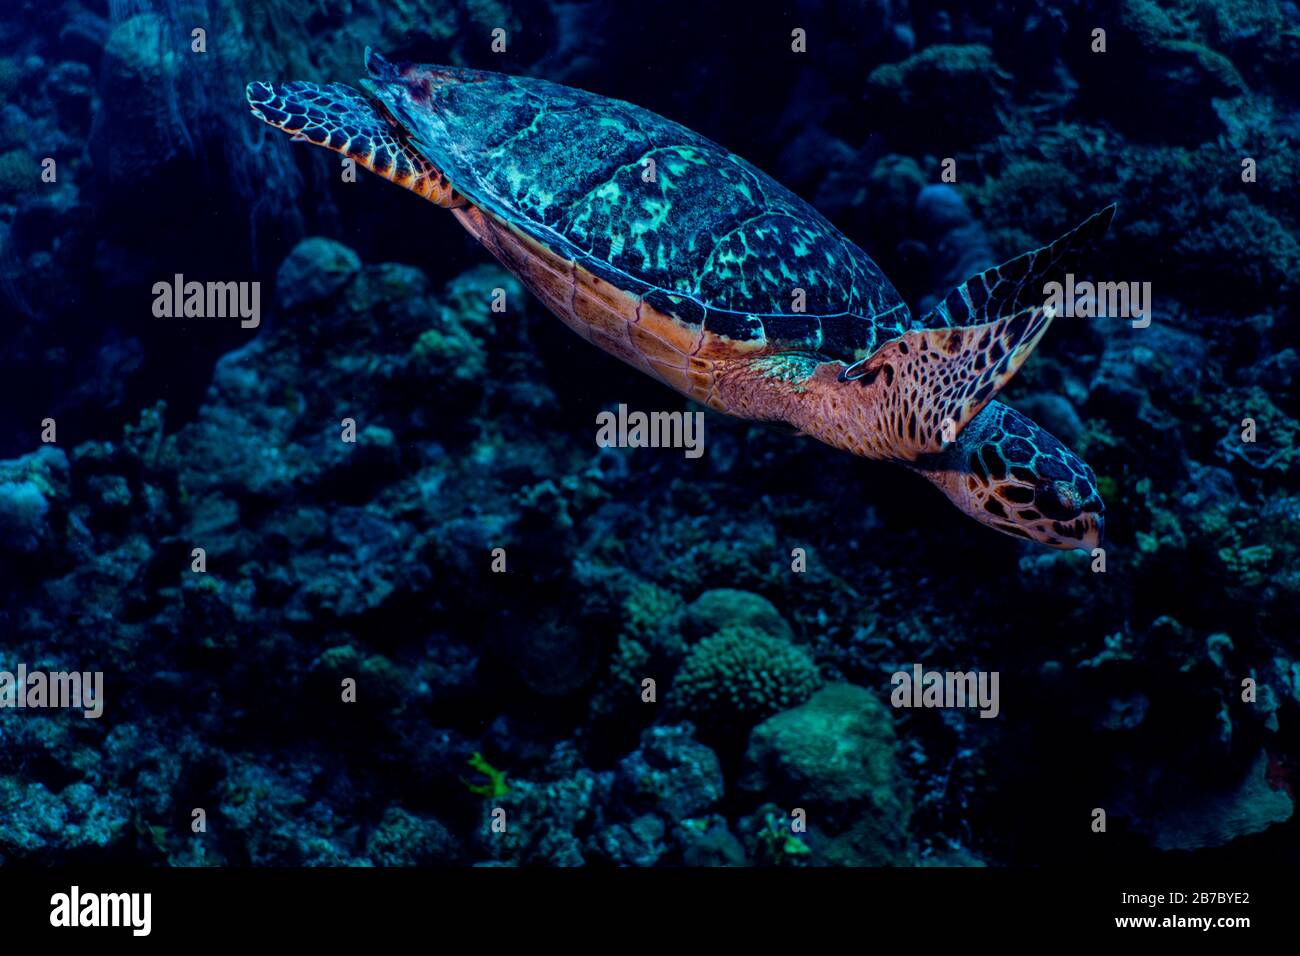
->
[361,58,911,364]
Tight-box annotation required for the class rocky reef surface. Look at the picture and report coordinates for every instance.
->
[0,0,1297,865]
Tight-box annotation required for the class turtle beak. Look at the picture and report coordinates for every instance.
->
[364,47,400,82]
[1081,511,1104,551]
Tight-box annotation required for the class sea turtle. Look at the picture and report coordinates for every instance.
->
[247,50,1111,550]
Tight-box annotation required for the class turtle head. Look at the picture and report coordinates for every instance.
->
[913,402,1104,551]
[359,48,490,119]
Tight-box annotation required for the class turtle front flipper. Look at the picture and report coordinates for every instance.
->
[245,80,463,207]
[920,205,1115,329]
[842,302,1055,460]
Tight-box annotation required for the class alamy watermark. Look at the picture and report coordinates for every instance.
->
[50,886,150,936]
[595,403,705,459]
[152,274,261,328]
[0,664,104,718]
[1043,273,1151,329]
[890,663,1000,719]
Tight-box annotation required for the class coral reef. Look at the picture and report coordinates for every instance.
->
[741,684,912,865]
[673,627,822,734]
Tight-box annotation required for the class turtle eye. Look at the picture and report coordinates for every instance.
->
[1034,479,1082,521]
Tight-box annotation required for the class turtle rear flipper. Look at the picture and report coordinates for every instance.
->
[245,80,462,206]
[843,302,1055,460]
[921,204,1115,329]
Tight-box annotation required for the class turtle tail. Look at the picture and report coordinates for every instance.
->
[245,80,462,207]
[919,204,1116,329]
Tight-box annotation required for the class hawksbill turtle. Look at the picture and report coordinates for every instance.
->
[246,50,1110,550]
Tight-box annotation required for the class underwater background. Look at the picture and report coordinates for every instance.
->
[0,0,1297,867]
